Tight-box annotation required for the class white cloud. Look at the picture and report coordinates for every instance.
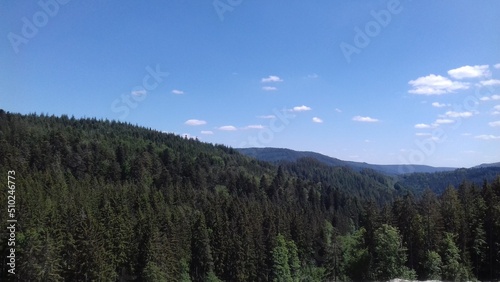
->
[483,94,500,101]
[218,125,237,131]
[258,115,276,119]
[414,123,432,129]
[243,125,265,129]
[261,75,283,83]
[431,102,447,108]
[445,111,473,118]
[172,89,184,95]
[493,105,500,115]
[312,117,323,123]
[408,74,469,95]
[494,63,500,69]
[335,108,342,113]
[201,130,213,135]
[352,116,379,123]
[415,133,432,137]
[132,90,147,96]
[185,119,207,126]
[291,105,312,112]
[479,79,500,86]
[262,86,277,91]
[448,65,490,79]
[307,73,319,79]
[489,121,500,127]
[435,119,455,124]
[475,134,500,140]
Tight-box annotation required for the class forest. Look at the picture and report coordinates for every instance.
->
[0,110,499,281]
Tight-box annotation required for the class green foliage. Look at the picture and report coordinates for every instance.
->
[338,228,370,281]
[440,232,466,281]
[190,212,214,281]
[142,261,168,282]
[422,250,442,280]
[299,265,325,282]
[286,240,301,282]
[271,234,292,282]
[371,224,416,281]
[397,167,500,195]
[179,259,192,282]
[0,111,499,281]
[206,270,222,282]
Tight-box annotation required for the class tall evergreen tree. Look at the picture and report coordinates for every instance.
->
[271,234,292,282]
[370,224,415,281]
[190,212,215,282]
[440,232,466,281]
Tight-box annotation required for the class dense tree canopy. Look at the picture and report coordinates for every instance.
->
[0,110,499,281]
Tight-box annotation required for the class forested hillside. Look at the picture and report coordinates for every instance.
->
[396,167,500,195]
[237,147,456,175]
[1,110,500,281]
[238,147,500,197]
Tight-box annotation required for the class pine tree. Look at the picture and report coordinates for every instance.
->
[419,189,443,253]
[482,177,500,279]
[440,232,466,281]
[392,193,424,271]
[421,250,442,280]
[190,212,215,282]
[287,239,301,282]
[338,228,370,281]
[271,233,292,282]
[440,186,463,236]
[371,224,415,281]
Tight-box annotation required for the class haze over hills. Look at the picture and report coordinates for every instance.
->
[237,147,500,195]
[474,162,500,168]
[236,147,459,176]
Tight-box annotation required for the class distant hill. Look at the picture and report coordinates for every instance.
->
[236,147,500,196]
[0,110,399,280]
[474,162,500,168]
[2,111,500,280]
[395,167,500,195]
[236,147,456,176]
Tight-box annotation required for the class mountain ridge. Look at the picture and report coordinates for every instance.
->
[236,147,464,175]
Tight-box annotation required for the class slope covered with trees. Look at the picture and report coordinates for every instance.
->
[237,147,457,175]
[396,167,500,195]
[1,110,500,281]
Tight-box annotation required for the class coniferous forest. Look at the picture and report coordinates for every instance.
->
[1,110,500,281]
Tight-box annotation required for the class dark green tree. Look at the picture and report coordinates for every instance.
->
[370,224,416,281]
[440,232,466,281]
[421,250,442,280]
[190,212,216,282]
[271,233,292,282]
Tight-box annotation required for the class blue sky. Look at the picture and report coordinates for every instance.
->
[1,0,500,167]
